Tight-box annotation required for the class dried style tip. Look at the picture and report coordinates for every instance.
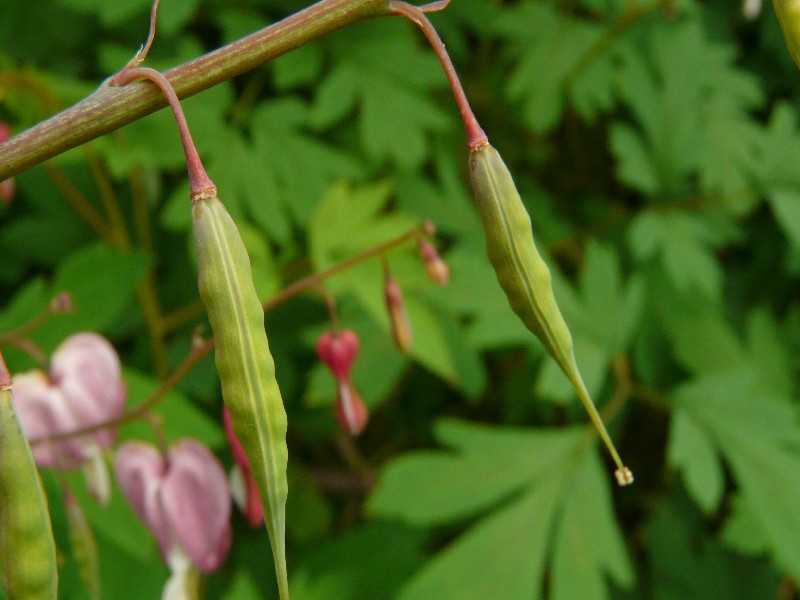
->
[384,273,412,353]
[615,467,634,486]
[418,240,450,286]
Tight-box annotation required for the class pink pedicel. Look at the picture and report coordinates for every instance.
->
[223,406,263,527]
[115,439,232,573]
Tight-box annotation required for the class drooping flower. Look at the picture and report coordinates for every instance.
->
[316,329,368,435]
[223,406,263,527]
[383,272,412,354]
[13,332,126,502]
[418,239,450,286]
[115,439,232,598]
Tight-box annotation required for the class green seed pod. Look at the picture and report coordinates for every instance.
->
[774,0,800,69]
[469,143,633,486]
[192,193,290,598]
[0,356,58,599]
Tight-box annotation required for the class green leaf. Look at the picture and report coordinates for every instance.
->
[629,211,725,299]
[370,420,633,599]
[768,188,800,248]
[250,98,364,229]
[613,18,763,198]
[645,490,781,600]
[120,368,225,449]
[38,243,149,347]
[310,21,451,169]
[550,451,635,599]
[667,410,725,514]
[495,2,623,132]
[575,240,643,353]
[398,481,559,600]
[291,523,426,600]
[671,371,800,578]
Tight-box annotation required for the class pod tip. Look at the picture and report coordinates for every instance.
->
[615,467,634,487]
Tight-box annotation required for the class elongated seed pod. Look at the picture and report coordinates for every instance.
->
[469,143,633,486]
[192,194,290,598]
[774,0,800,68]
[0,357,58,599]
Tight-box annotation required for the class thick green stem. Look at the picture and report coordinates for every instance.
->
[0,0,389,181]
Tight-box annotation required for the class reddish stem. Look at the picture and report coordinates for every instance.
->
[111,67,216,200]
[0,350,10,389]
[387,1,488,150]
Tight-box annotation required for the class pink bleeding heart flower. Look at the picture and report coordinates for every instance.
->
[13,332,126,502]
[115,439,232,578]
[316,329,369,436]
[335,378,368,436]
[316,329,359,380]
[223,406,263,528]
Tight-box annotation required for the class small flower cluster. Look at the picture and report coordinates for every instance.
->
[13,333,126,503]
[316,230,449,436]
[11,332,234,598]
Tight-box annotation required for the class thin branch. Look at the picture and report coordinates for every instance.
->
[0,0,391,181]
[387,1,487,149]
[29,222,430,447]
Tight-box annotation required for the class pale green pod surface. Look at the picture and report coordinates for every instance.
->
[468,143,632,486]
[192,194,290,598]
[0,386,58,599]
[773,0,800,69]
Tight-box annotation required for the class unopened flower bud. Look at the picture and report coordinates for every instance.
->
[418,240,450,286]
[335,379,368,436]
[384,275,412,353]
[316,329,359,379]
[49,291,74,314]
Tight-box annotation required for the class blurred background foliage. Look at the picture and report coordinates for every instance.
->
[2,0,800,598]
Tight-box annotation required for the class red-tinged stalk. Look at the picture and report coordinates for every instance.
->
[0,0,395,181]
[111,67,215,199]
[0,351,10,389]
[386,1,487,150]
